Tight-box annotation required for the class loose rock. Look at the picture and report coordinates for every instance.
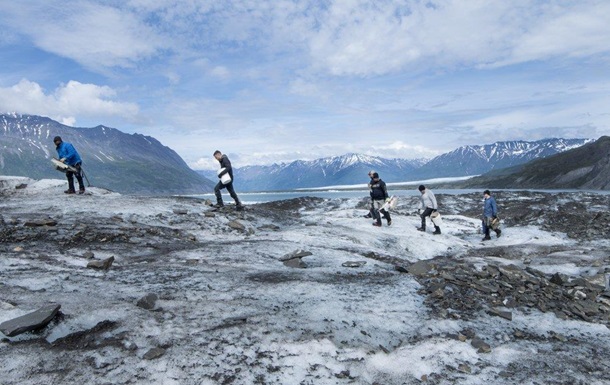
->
[0,303,61,337]
[87,256,115,270]
[137,293,158,310]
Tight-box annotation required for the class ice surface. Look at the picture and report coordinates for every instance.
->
[1,176,609,384]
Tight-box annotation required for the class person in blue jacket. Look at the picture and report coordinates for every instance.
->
[482,189,501,241]
[54,136,85,194]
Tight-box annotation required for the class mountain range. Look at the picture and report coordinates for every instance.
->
[461,136,610,190]
[0,113,214,195]
[1,113,599,193]
[200,138,592,191]
[199,154,427,191]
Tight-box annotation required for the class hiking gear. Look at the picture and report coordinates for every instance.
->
[372,222,381,227]
[78,189,85,195]
[495,229,502,238]
[387,219,392,226]
[433,227,441,235]
[364,213,372,218]
[482,235,492,241]
[64,189,76,194]
[417,227,425,232]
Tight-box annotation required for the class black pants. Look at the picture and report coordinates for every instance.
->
[66,163,85,192]
[372,200,391,224]
[420,207,438,230]
[214,181,240,205]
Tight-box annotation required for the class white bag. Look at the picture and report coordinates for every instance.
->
[217,167,232,185]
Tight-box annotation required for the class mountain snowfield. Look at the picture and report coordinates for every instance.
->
[1,175,609,384]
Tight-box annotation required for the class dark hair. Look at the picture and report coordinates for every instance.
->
[53,136,62,143]
[418,185,425,191]
[213,150,221,156]
[484,190,491,195]
[372,172,379,178]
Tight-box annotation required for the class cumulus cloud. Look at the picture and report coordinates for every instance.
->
[0,1,169,71]
[2,1,609,166]
[0,79,139,125]
[306,0,610,76]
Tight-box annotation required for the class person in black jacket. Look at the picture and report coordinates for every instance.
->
[364,170,375,218]
[213,150,243,210]
[370,173,392,227]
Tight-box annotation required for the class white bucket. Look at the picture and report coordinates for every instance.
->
[217,168,232,185]
[431,211,442,226]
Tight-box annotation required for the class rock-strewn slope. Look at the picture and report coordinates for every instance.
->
[1,177,609,385]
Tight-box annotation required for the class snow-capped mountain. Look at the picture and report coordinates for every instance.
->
[201,139,591,191]
[410,138,593,179]
[0,113,214,194]
[201,153,427,191]
[463,136,610,190]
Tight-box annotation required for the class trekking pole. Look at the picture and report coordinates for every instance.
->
[81,168,91,187]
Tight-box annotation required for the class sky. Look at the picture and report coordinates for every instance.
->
[0,0,609,170]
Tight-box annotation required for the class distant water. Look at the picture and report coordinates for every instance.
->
[186,188,609,204]
[187,189,481,204]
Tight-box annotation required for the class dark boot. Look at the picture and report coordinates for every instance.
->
[433,226,441,235]
[417,226,426,232]
[482,229,491,241]
[66,173,76,193]
[495,229,502,238]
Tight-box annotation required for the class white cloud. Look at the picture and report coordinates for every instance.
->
[0,79,139,125]
[209,66,230,80]
[0,1,169,71]
[2,1,610,167]
[307,0,610,76]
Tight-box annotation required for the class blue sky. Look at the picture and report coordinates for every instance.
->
[1,1,609,170]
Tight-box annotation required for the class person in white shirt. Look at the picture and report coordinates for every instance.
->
[417,185,441,235]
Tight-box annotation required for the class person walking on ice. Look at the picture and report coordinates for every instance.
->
[417,184,441,235]
[213,150,243,210]
[370,173,392,227]
[53,136,86,194]
[482,189,501,241]
[364,170,376,219]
